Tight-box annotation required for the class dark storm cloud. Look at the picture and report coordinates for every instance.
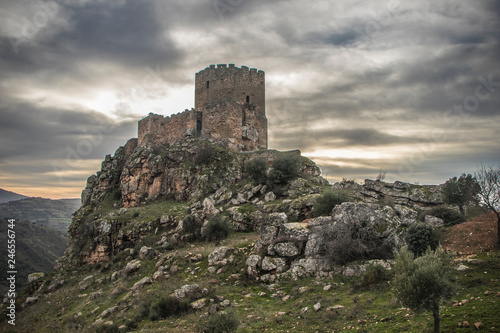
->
[0,0,499,197]
[324,31,359,46]
[271,127,429,152]
[0,99,136,162]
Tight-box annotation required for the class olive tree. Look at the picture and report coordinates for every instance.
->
[392,245,454,333]
[442,173,480,216]
[474,164,500,245]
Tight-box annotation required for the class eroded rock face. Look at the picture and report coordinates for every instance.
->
[334,179,444,208]
[247,202,416,281]
[81,139,325,209]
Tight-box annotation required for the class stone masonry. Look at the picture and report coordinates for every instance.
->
[138,64,268,151]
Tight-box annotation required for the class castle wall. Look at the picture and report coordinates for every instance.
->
[138,111,198,146]
[195,64,265,116]
[138,64,268,151]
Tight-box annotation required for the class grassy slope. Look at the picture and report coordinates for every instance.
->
[0,219,67,297]
[0,195,498,333]
[1,223,498,333]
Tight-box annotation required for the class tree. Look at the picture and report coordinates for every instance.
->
[442,173,480,216]
[393,245,454,333]
[474,164,500,245]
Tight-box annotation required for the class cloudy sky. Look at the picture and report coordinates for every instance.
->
[0,0,499,199]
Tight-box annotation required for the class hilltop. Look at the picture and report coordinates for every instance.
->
[0,189,28,204]
[0,139,498,332]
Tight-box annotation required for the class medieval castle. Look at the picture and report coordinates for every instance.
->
[138,64,268,151]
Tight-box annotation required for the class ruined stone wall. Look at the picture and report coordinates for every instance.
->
[138,110,198,146]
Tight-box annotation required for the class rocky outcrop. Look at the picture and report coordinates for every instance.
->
[81,139,326,209]
[333,179,444,208]
[247,202,417,281]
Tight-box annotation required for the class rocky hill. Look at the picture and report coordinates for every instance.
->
[1,138,498,332]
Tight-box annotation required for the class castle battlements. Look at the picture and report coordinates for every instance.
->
[138,65,267,151]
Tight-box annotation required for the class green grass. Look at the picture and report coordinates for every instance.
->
[2,231,499,333]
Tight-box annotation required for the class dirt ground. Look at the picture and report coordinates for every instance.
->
[441,212,499,254]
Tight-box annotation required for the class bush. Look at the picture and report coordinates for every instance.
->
[205,214,232,242]
[359,264,389,289]
[148,296,190,321]
[405,223,439,256]
[183,214,202,238]
[245,158,267,185]
[267,153,301,188]
[429,207,465,226]
[313,190,351,217]
[324,221,392,265]
[197,310,240,333]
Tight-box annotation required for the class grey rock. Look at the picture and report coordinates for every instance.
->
[123,259,141,274]
[274,242,300,257]
[139,246,152,259]
[208,247,234,266]
[265,192,276,202]
[173,284,202,300]
[261,256,277,271]
[424,215,444,227]
[27,272,44,284]
[131,277,152,291]
[25,296,38,305]
[100,306,118,318]
[313,302,321,312]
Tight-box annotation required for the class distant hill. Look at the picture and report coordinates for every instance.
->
[0,188,28,203]
[0,219,67,296]
[0,197,81,235]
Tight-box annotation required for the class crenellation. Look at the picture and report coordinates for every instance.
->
[138,64,267,151]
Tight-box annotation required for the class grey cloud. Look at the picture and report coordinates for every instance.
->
[0,100,137,162]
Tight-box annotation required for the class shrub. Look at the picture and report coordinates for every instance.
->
[313,190,351,217]
[360,264,389,289]
[183,214,202,238]
[245,157,267,185]
[205,214,232,242]
[148,296,190,321]
[429,207,465,226]
[324,220,393,265]
[405,223,439,256]
[197,309,240,333]
[267,153,301,188]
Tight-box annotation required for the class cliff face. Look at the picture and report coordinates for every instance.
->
[82,138,322,209]
[68,138,327,265]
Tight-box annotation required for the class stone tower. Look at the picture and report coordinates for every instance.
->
[195,64,267,150]
[138,64,267,151]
